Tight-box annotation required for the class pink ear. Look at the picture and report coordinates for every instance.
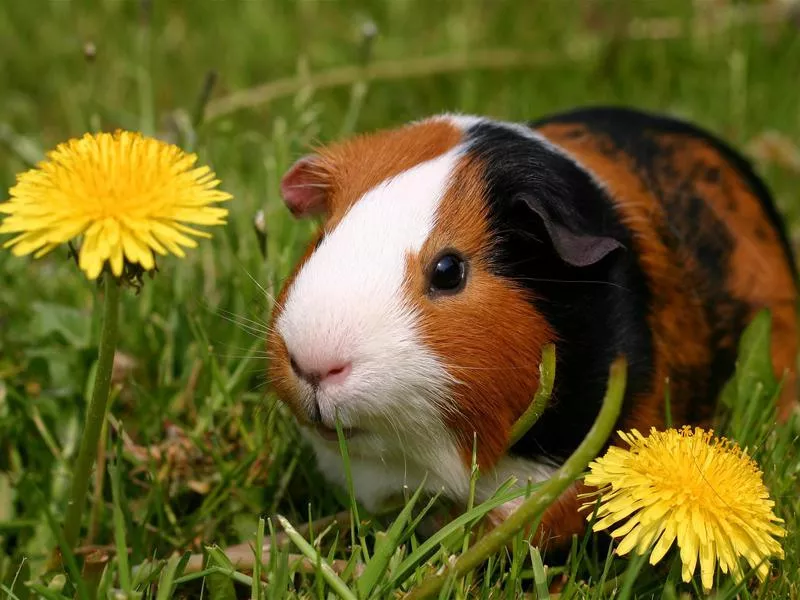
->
[280,155,328,218]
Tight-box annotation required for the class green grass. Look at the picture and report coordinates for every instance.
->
[1,0,800,597]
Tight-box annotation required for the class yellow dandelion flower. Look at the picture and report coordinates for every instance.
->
[0,130,231,280]
[582,426,785,592]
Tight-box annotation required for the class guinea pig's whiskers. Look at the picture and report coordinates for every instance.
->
[431,391,464,420]
[237,262,288,315]
[253,395,285,426]
[213,307,275,338]
[445,363,539,372]
[219,346,271,356]
[386,409,409,449]
[249,378,273,395]
[194,297,274,339]
[219,304,274,331]
[411,379,463,422]
[513,275,631,292]
[212,352,271,361]
[482,249,633,291]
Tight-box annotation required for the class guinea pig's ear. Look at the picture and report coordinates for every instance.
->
[518,194,624,267]
[280,155,330,218]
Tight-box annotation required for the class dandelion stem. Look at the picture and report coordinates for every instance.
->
[62,275,121,556]
[404,357,628,600]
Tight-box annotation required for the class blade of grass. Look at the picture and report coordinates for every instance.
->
[252,516,265,599]
[356,476,427,598]
[1,557,29,600]
[96,562,113,600]
[154,552,188,600]
[276,515,357,600]
[334,414,367,560]
[385,482,535,593]
[616,548,652,600]
[174,565,254,588]
[267,517,286,600]
[203,547,238,600]
[109,434,131,595]
[37,487,90,600]
[12,585,66,600]
[529,547,549,600]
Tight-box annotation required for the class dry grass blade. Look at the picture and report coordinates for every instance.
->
[205,4,791,121]
[205,46,594,120]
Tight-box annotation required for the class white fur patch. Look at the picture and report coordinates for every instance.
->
[435,113,487,131]
[474,455,558,503]
[276,148,473,508]
[477,455,559,530]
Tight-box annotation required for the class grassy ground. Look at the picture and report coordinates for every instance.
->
[1,0,800,597]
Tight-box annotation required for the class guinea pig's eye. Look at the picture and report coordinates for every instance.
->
[428,252,467,295]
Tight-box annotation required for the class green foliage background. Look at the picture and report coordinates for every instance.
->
[1,0,799,597]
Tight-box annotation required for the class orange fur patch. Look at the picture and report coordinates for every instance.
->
[266,229,325,425]
[312,119,463,228]
[407,155,556,471]
[660,136,799,420]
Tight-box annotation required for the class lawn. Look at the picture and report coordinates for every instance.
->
[1,0,799,598]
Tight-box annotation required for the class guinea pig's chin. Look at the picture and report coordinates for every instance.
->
[301,386,448,448]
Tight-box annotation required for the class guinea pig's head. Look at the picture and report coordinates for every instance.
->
[266,116,623,472]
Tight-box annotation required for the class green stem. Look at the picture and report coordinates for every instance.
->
[507,343,556,449]
[62,276,121,555]
[404,357,628,600]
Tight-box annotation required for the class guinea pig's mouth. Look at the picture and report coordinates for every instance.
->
[313,423,362,442]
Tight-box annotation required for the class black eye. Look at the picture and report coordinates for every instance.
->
[429,252,467,295]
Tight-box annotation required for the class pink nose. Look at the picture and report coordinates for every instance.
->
[289,355,352,387]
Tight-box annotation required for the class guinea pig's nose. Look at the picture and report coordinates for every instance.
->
[289,354,352,387]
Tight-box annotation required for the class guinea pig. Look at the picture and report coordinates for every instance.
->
[266,105,798,549]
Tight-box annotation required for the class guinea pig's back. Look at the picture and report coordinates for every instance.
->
[531,106,798,422]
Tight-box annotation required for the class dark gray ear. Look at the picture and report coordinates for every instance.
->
[519,194,625,268]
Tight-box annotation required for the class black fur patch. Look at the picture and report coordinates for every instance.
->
[462,121,655,462]
[532,106,798,282]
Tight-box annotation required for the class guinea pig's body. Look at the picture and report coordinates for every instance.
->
[267,106,798,548]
